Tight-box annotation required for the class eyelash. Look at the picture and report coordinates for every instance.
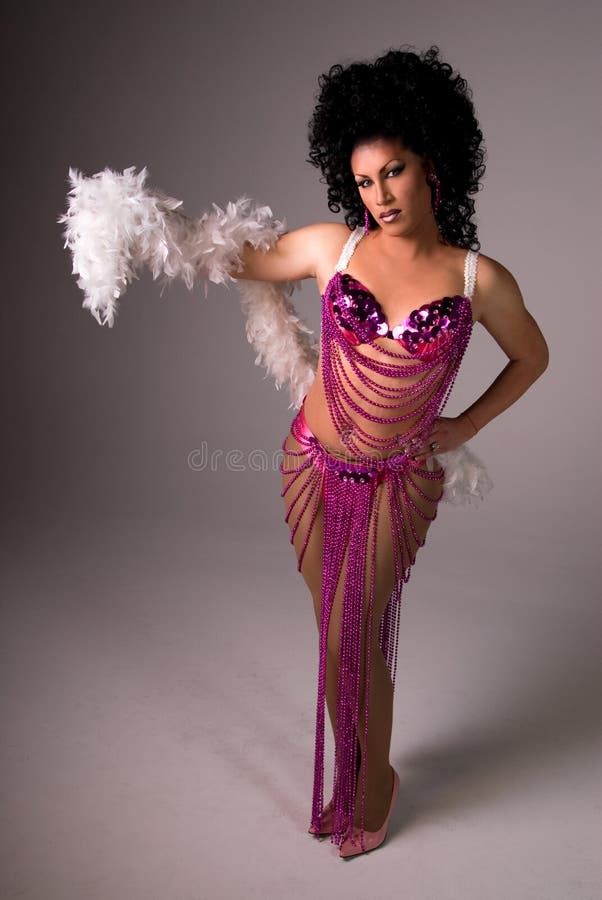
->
[356,166,404,189]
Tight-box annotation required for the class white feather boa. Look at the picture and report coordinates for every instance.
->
[59,165,492,505]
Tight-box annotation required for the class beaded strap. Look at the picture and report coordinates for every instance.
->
[463,249,479,300]
[334,226,364,273]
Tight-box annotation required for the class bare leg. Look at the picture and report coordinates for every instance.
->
[280,436,363,780]
[349,465,443,829]
[281,428,443,832]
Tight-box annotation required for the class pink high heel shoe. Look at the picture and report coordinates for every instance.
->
[339,767,400,858]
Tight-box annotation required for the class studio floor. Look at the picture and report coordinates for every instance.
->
[1,509,600,900]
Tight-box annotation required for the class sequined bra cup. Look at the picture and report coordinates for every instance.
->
[330,272,466,359]
[319,225,478,461]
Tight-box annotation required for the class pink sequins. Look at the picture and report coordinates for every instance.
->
[329,274,390,344]
[328,271,465,358]
[393,294,463,358]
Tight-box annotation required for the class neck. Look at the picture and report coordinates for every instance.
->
[370,213,445,262]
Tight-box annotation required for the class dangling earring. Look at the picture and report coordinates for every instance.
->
[363,204,371,233]
[426,165,441,216]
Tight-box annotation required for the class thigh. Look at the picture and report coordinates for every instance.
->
[382,458,444,578]
[280,430,325,622]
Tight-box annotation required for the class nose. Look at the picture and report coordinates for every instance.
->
[374,179,394,205]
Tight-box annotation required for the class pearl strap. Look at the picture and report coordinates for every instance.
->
[334,226,364,273]
[463,250,479,300]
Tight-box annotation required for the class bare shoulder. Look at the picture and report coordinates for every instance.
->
[468,250,549,369]
[305,221,352,257]
[313,221,355,242]
[282,220,351,290]
[470,250,527,326]
[308,222,354,293]
[476,251,521,291]
[235,220,350,284]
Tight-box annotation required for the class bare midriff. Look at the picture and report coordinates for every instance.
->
[302,338,444,467]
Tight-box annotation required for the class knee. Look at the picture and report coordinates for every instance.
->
[326,639,340,665]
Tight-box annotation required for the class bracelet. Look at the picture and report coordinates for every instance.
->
[464,412,479,436]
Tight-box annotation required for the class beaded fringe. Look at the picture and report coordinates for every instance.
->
[280,409,445,849]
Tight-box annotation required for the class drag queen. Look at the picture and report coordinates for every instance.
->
[59,45,549,858]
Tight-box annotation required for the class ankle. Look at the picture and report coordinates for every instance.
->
[355,761,392,788]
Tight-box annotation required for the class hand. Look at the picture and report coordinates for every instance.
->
[409,415,477,462]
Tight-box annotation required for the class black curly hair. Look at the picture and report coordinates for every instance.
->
[307,44,486,250]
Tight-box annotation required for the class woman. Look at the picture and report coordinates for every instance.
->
[60,45,549,859]
[233,45,548,857]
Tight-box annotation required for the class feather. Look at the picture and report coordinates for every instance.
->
[58,166,318,408]
[236,279,319,410]
[58,165,202,327]
[429,443,494,506]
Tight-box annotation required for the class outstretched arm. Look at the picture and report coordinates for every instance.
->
[58,165,325,408]
[232,223,325,284]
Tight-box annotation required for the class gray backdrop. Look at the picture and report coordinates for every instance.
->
[2,2,600,555]
[1,3,600,899]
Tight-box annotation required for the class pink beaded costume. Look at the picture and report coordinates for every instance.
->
[280,223,477,848]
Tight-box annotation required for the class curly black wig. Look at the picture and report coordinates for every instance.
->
[307,44,486,250]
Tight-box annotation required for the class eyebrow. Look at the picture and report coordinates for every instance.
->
[353,159,403,179]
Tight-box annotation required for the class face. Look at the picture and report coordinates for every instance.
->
[350,135,435,235]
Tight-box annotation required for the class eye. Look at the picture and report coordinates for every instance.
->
[355,166,404,190]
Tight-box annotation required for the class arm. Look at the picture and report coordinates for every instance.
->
[232,223,326,283]
[415,255,550,460]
